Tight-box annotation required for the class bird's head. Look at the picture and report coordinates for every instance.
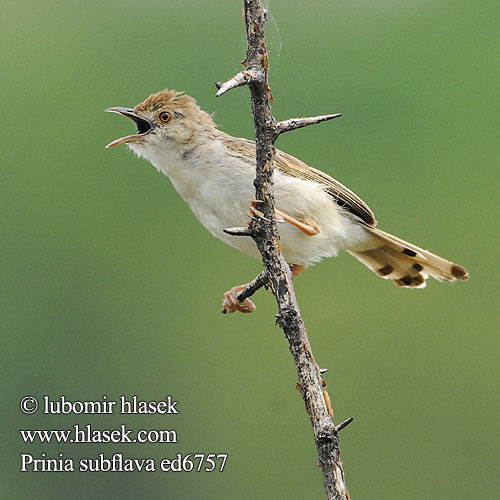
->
[105,89,216,155]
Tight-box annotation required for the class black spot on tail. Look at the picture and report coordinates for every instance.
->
[377,265,394,276]
[413,263,424,272]
[403,248,417,257]
[395,275,414,286]
[413,275,425,286]
[451,265,469,280]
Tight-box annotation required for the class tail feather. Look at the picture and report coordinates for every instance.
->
[348,227,469,288]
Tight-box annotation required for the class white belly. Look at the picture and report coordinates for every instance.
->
[134,142,369,266]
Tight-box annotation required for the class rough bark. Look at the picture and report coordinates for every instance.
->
[217,2,350,498]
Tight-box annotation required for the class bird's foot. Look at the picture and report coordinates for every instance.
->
[221,285,256,314]
[247,200,269,222]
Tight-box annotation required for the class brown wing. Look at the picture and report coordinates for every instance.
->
[223,135,377,226]
[274,150,376,226]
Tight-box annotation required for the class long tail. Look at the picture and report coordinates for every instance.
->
[348,227,469,288]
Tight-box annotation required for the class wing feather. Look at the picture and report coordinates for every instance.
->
[223,135,377,226]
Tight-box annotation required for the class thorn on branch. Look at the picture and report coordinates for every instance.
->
[320,368,329,374]
[276,113,342,135]
[215,71,253,97]
[223,226,254,237]
[335,417,354,433]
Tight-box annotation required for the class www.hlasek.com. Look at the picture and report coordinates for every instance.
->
[19,394,228,472]
[20,424,177,444]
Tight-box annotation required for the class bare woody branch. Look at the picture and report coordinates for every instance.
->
[215,71,254,97]
[216,1,350,499]
[235,270,268,301]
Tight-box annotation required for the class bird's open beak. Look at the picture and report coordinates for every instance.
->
[104,107,155,148]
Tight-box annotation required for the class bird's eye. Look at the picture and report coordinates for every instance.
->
[158,111,171,123]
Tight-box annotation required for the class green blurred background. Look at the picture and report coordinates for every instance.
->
[2,0,498,498]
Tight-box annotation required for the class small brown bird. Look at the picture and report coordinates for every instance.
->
[105,89,468,312]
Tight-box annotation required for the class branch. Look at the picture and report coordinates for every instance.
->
[215,71,254,97]
[236,270,269,302]
[217,1,350,499]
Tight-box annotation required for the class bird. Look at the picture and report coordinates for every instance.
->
[105,89,468,312]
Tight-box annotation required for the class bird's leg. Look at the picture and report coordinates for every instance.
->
[248,202,320,236]
[275,208,321,236]
[222,203,312,314]
[221,264,308,313]
[248,200,269,222]
[222,265,305,313]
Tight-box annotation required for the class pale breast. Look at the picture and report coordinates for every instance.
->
[136,139,370,266]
